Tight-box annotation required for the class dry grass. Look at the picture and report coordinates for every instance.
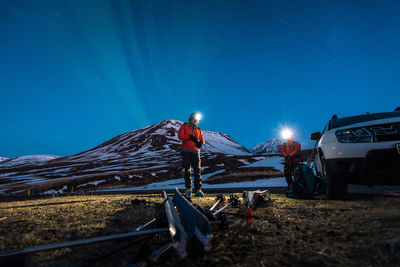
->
[0,193,399,266]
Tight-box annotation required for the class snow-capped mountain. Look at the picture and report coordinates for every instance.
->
[0,155,60,167]
[0,120,256,191]
[55,119,250,163]
[0,120,288,196]
[250,139,283,155]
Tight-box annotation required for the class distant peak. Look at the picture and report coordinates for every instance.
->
[250,138,283,155]
[160,119,183,123]
[156,119,184,127]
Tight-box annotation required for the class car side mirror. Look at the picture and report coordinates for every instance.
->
[310,131,322,140]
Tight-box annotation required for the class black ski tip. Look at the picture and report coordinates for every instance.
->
[215,194,225,204]
[228,195,241,208]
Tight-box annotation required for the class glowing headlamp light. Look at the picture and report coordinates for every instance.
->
[281,129,293,140]
[194,113,202,121]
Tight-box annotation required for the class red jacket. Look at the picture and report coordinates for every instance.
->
[281,141,301,157]
[178,123,205,152]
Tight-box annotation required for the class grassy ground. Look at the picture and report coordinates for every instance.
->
[0,193,399,266]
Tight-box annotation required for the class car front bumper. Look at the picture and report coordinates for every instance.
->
[325,148,400,185]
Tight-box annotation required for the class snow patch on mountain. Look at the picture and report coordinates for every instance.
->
[0,155,61,167]
[0,157,9,162]
[202,130,250,155]
[240,156,284,171]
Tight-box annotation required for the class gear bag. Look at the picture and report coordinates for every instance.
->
[287,163,326,198]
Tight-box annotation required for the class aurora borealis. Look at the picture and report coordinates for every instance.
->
[1,0,400,157]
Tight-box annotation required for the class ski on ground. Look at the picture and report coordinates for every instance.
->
[173,188,212,251]
[162,191,189,258]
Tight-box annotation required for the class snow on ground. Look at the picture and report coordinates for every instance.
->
[99,168,227,192]
[100,177,287,191]
[51,167,73,173]
[0,172,17,177]
[0,155,60,167]
[97,156,286,192]
[83,166,129,172]
[0,173,50,186]
[143,165,170,169]
[99,162,287,192]
[41,185,68,195]
[237,159,249,164]
[204,177,287,188]
[0,157,9,162]
[78,180,106,187]
[241,156,284,171]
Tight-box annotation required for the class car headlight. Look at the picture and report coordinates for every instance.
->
[335,127,372,143]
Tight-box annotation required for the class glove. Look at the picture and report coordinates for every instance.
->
[195,141,203,149]
[189,135,199,143]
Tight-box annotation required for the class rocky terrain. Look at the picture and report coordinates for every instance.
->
[0,193,399,266]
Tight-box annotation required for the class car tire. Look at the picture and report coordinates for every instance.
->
[322,156,347,200]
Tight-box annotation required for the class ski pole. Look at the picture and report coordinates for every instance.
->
[209,199,221,211]
[135,218,157,232]
[212,202,232,216]
[209,194,225,212]
[212,195,240,216]
[0,228,169,258]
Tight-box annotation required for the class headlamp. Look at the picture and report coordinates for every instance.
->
[194,113,202,121]
[281,129,293,140]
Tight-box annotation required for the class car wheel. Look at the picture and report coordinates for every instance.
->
[322,156,347,200]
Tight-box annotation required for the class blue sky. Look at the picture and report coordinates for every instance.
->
[1,0,400,157]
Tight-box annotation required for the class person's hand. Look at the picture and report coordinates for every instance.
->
[189,135,199,143]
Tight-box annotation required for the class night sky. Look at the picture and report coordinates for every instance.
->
[1,0,400,158]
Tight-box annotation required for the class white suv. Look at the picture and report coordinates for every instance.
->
[311,110,400,199]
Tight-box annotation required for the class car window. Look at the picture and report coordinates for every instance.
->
[329,112,400,130]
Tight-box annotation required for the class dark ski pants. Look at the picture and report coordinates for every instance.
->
[182,153,202,191]
[284,157,301,187]
[284,161,294,186]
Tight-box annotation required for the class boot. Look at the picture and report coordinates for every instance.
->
[194,189,204,197]
[185,188,192,198]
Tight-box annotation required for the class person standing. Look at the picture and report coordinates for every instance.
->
[281,134,302,189]
[178,112,205,197]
